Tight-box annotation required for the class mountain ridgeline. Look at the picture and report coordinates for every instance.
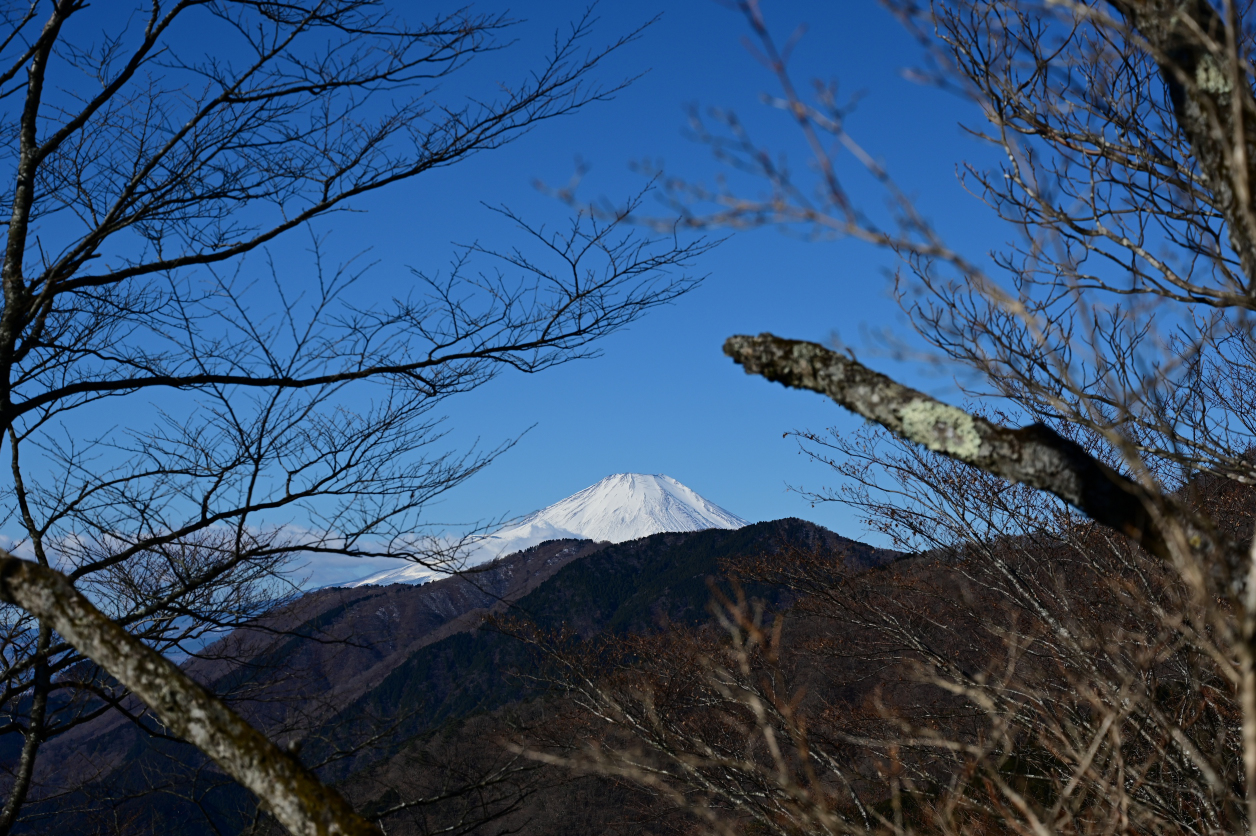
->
[23,517,895,835]
[347,472,751,586]
[338,518,890,755]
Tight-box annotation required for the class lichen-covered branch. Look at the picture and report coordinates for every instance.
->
[724,333,1238,574]
[0,554,381,836]
[1108,0,1256,286]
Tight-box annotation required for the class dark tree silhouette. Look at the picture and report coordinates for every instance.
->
[532,2,1256,835]
[0,2,708,834]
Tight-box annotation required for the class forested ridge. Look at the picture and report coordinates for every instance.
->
[26,520,890,834]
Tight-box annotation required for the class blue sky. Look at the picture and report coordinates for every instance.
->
[3,2,1005,586]
[287,1,1002,585]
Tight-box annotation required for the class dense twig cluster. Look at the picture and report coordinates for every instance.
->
[0,2,705,834]
[529,2,1256,835]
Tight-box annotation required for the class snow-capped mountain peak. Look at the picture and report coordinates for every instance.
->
[520,473,747,543]
[343,473,747,587]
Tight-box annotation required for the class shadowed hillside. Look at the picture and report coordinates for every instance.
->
[22,519,892,834]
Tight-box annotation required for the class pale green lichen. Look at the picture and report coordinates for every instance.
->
[900,399,982,460]
[1196,56,1233,95]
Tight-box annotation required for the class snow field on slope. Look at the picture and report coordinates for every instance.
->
[342,473,747,587]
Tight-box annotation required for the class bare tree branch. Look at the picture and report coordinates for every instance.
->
[1108,0,1256,288]
[724,332,1240,580]
[0,550,380,836]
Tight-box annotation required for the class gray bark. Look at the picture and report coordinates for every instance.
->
[1108,0,1256,289]
[724,333,1241,580]
[0,553,381,836]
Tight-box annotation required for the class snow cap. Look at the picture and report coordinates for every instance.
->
[343,473,747,587]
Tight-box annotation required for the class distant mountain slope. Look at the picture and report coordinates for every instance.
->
[518,472,748,542]
[25,519,895,835]
[345,473,748,587]
[317,519,892,778]
[23,538,607,829]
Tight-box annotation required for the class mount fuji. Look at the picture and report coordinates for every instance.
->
[342,473,749,587]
